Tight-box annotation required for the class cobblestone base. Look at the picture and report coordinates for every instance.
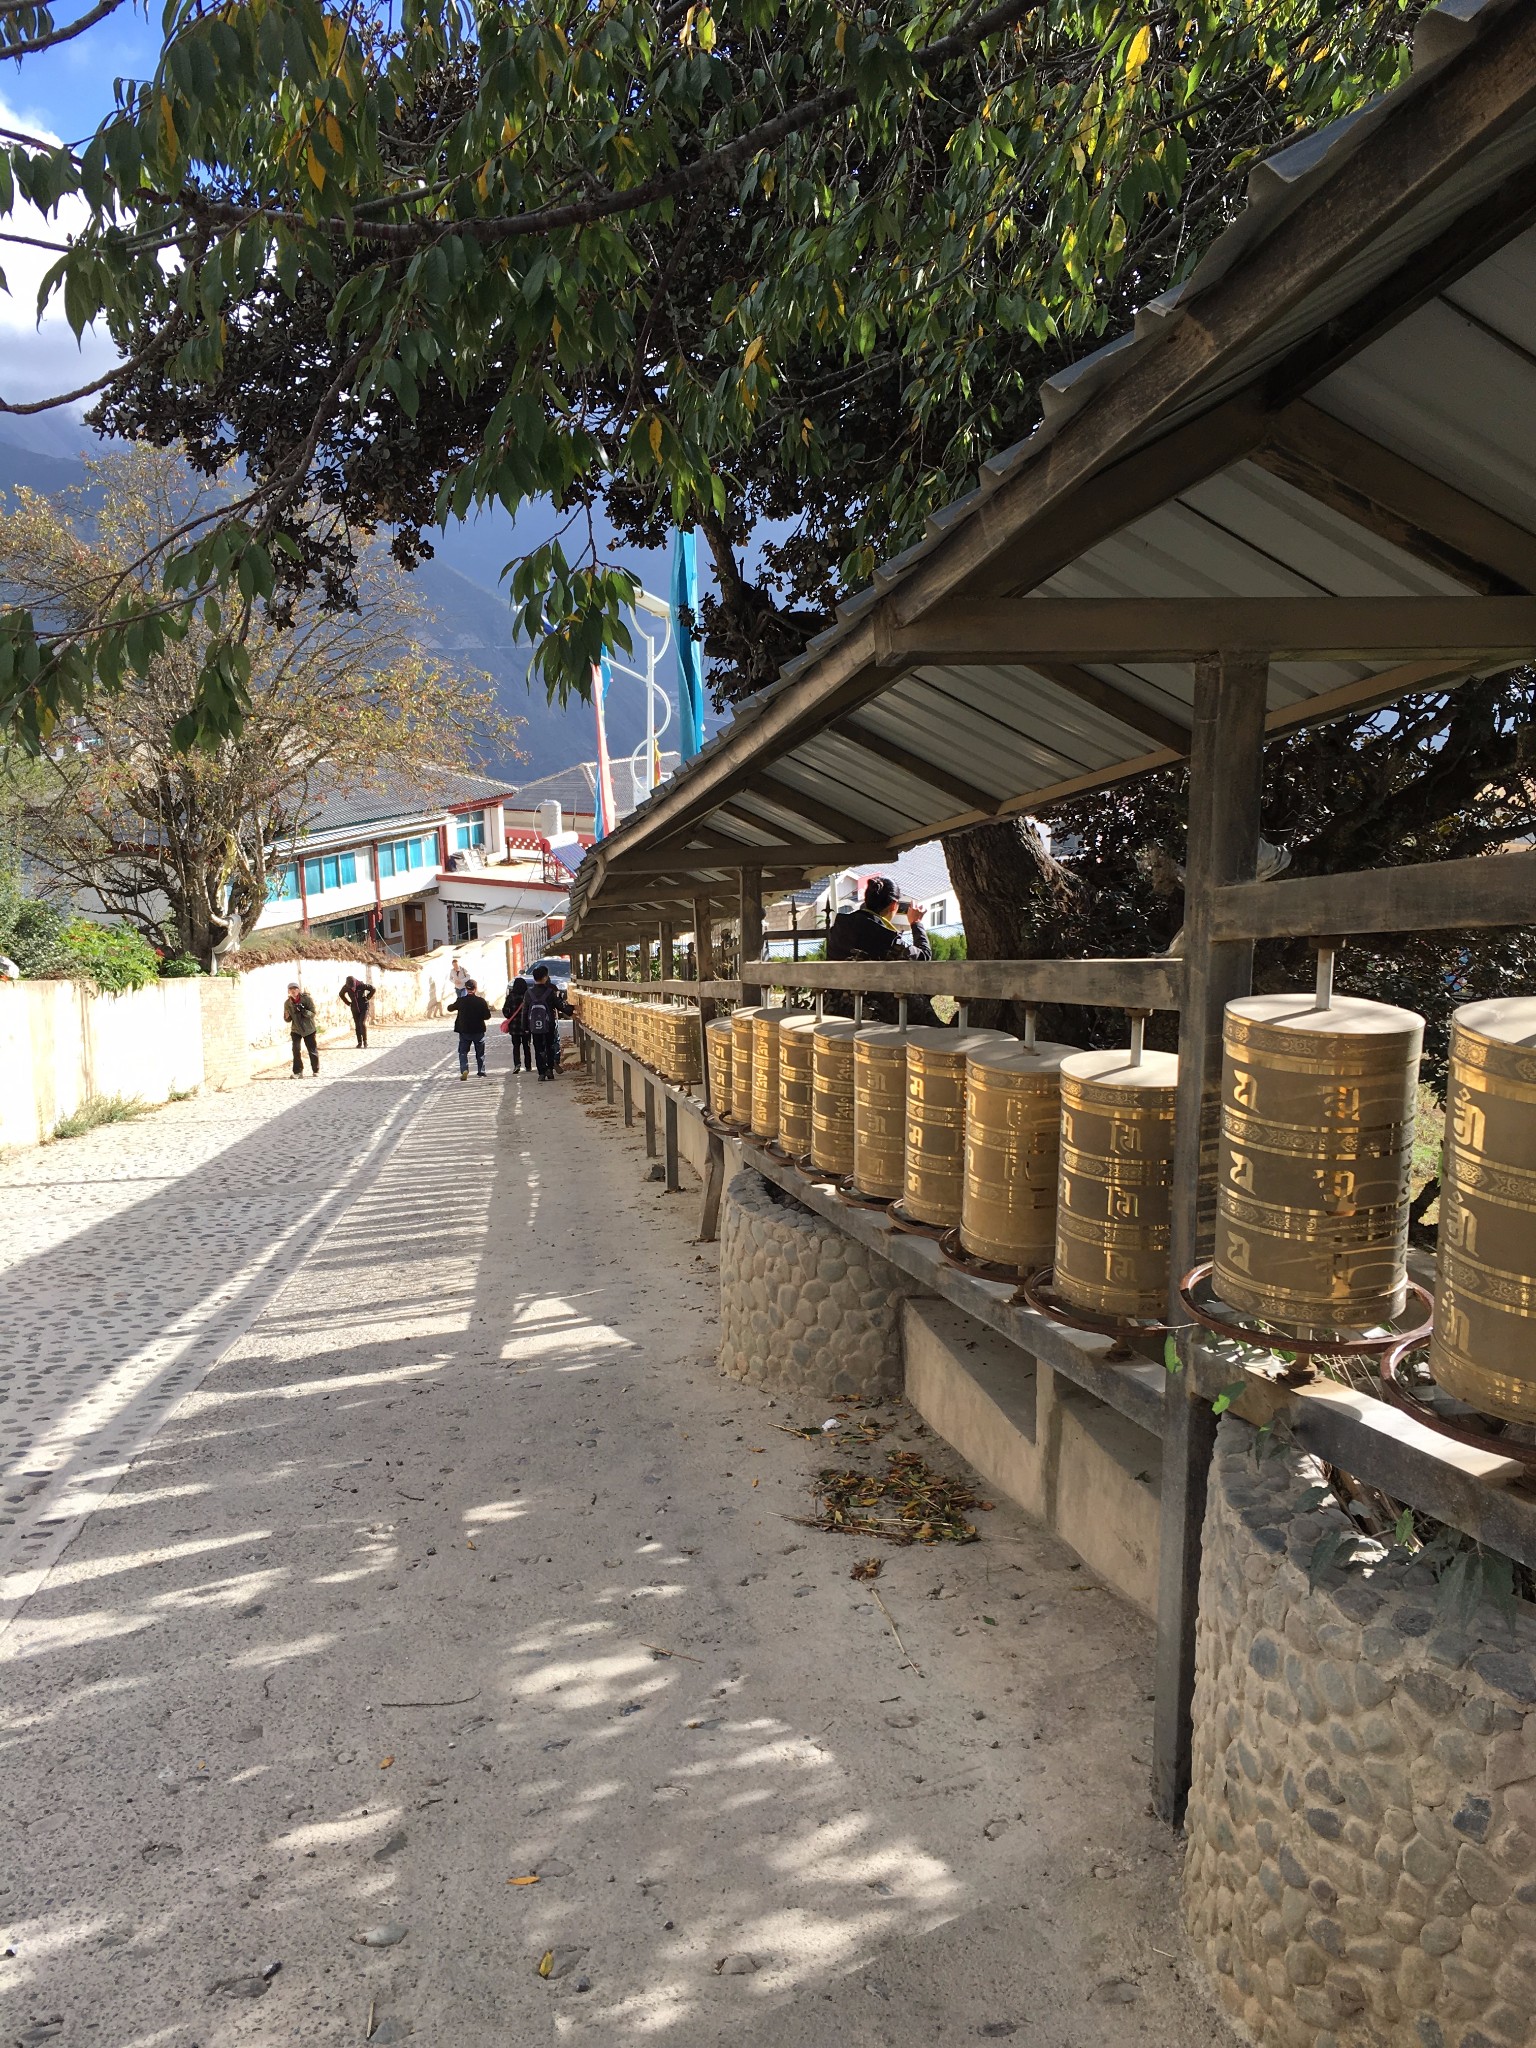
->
[718,1168,915,1401]
[1185,1416,1536,2048]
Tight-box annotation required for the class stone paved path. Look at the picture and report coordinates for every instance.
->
[0,1025,456,1625]
[1,1032,1229,2048]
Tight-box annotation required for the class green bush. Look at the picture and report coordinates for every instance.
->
[51,1093,154,1140]
[158,953,206,977]
[59,919,160,992]
[0,871,75,978]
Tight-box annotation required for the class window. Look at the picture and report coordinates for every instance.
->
[378,834,436,879]
[271,864,299,901]
[301,851,358,896]
[321,913,371,942]
[454,814,486,851]
[450,909,479,942]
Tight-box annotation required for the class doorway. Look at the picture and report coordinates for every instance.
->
[403,902,427,955]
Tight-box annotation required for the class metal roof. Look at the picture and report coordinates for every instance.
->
[568,0,1536,938]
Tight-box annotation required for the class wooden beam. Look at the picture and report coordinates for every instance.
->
[1213,847,1536,941]
[880,595,1536,664]
[1257,401,1536,596]
[831,719,1006,815]
[743,774,895,843]
[1154,653,1268,1827]
[739,955,1181,1010]
[1023,660,1193,753]
[739,867,764,967]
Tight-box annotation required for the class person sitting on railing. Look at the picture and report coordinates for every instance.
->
[825,876,938,1025]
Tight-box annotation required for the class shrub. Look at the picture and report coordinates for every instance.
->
[51,1093,154,1140]
[158,953,206,977]
[0,872,75,978]
[60,919,160,992]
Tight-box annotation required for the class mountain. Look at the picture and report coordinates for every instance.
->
[0,424,694,782]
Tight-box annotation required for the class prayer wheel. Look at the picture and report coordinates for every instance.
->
[1214,993,1422,1332]
[811,1019,861,1177]
[730,1006,767,1127]
[961,1039,1080,1269]
[705,1016,734,1114]
[902,1027,1013,1228]
[1056,1049,1180,1319]
[853,1026,915,1199]
[1431,996,1536,1422]
[751,1009,805,1139]
[777,1014,819,1157]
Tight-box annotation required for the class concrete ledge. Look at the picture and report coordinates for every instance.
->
[901,1297,1162,1616]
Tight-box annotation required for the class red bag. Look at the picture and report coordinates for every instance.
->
[499,1018,511,1033]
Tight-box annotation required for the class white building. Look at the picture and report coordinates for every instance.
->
[256,768,578,956]
[764,841,964,957]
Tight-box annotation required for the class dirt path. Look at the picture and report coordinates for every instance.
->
[1,1034,1232,2048]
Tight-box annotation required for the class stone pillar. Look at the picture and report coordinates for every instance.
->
[717,1167,917,1401]
[1185,1416,1536,2048]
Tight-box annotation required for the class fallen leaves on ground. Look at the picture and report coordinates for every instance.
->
[807,1451,991,1546]
[775,1413,887,1450]
[850,1556,884,1581]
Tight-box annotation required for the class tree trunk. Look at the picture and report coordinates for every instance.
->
[941,818,1080,1038]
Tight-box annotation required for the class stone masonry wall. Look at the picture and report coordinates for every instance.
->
[718,1168,918,1402]
[1186,1415,1536,2048]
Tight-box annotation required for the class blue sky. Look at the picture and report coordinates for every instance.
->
[6,5,163,142]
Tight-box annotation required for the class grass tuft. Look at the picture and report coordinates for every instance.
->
[50,1093,155,1141]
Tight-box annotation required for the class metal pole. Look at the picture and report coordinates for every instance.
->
[1153,651,1266,1826]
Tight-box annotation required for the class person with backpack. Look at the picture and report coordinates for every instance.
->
[502,974,531,1072]
[525,966,567,1082]
[448,977,493,1079]
[338,974,376,1048]
[284,981,320,1076]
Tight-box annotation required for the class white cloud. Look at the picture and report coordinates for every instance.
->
[0,94,120,405]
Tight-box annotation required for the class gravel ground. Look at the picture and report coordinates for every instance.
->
[1,1027,1233,2048]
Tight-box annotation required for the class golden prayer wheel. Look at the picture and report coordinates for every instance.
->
[751,1010,804,1138]
[961,1039,1080,1268]
[777,1014,819,1157]
[1056,1049,1180,1319]
[1214,992,1422,1332]
[853,1026,915,1199]
[705,1016,734,1113]
[658,1007,702,1086]
[902,1028,1013,1227]
[811,1019,861,1177]
[1431,997,1536,1422]
[730,1006,767,1127]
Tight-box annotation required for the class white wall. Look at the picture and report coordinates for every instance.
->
[0,979,205,1151]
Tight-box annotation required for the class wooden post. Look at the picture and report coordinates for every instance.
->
[622,1058,634,1128]
[644,1077,657,1157]
[1152,651,1267,1826]
[639,937,652,986]
[617,941,629,983]
[659,919,675,989]
[740,869,763,968]
[605,1047,615,1104]
[693,895,717,1106]
[664,1096,681,1192]
[699,1130,726,1241]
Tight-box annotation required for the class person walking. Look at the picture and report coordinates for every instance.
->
[284,981,320,1076]
[339,974,376,1048]
[449,955,470,996]
[525,965,568,1082]
[502,974,531,1072]
[448,976,493,1079]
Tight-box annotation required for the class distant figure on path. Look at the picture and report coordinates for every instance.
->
[449,955,470,996]
[449,977,493,1079]
[339,974,376,1048]
[525,965,568,1082]
[284,981,320,1076]
[502,974,531,1073]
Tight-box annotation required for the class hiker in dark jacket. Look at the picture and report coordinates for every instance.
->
[339,974,376,1048]
[825,876,938,1026]
[525,966,568,1082]
[448,978,493,1078]
[284,982,320,1076]
[502,975,532,1073]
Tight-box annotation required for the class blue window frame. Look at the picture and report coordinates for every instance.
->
[378,833,436,879]
[271,863,299,901]
[301,851,358,895]
[455,815,486,851]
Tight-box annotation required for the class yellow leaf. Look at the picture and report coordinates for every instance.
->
[835,16,846,54]
[508,1874,541,1886]
[648,415,663,459]
[476,167,489,200]
[538,1950,556,1978]
[307,144,326,191]
[1125,24,1152,78]
[743,334,766,369]
[379,1755,393,1769]
[324,114,344,154]
[159,94,178,159]
[551,315,562,343]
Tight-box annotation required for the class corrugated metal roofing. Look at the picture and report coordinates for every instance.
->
[569,0,1536,937]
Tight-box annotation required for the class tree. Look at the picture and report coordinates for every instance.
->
[0,446,515,967]
[0,0,1419,742]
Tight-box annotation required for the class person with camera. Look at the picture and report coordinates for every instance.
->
[825,876,938,1025]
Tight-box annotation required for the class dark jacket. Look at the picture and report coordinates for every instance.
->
[502,977,529,1022]
[448,991,493,1036]
[824,907,936,1026]
[525,978,567,1032]
[339,979,375,1018]
[283,992,318,1034]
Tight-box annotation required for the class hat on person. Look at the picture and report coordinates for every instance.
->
[863,876,899,912]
